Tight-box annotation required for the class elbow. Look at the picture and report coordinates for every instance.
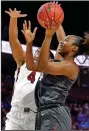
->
[37,59,48,72]
[37,63,47,72]
[37,65,42,71]
[26,64,37,71]
[26,66,32,71]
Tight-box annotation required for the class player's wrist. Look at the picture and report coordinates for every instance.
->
[45,36,52,42]
[26,39,33,45]
[10,17,18,19]
[45,33,53,38]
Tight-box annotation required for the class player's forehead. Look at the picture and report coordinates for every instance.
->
[64,35,76,41]
[64,35,76,42]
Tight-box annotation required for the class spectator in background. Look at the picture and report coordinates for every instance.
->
[77,107,89,130]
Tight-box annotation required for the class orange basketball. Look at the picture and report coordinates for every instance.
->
[37,2,64,28]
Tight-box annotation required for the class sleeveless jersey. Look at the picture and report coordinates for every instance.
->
[11,63,41,108]
[35,60,78,108]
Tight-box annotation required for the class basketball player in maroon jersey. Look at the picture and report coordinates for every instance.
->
[4,8,41,130]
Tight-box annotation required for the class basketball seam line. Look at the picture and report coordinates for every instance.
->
[56,11,63,22]
[38,15,47,22]
[54,2,56,24]
[44,4,51,25]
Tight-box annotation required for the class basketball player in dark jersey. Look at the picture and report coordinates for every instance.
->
[22,19,89,130]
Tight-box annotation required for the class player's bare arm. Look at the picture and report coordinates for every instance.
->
[21,20,38,71]
[37,25,78,79]
[56,24,66,42]
[39,60,79,80]
[55,25,66,60]
[37,24,58,71]
[5,8,27,67]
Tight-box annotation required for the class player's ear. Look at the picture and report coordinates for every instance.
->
[72,45,78,54]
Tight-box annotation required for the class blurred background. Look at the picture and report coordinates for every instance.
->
[1,1,89,130]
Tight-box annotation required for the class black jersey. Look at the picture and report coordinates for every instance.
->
[35,60,77,108]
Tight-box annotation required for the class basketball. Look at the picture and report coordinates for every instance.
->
[37,2,64,28]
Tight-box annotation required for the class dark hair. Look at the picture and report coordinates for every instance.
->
[49,50,54,59]
[73,34,89,57]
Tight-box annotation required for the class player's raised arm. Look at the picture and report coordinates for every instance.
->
[5,8,27,67]
[55,25,66,60]
[56,24,66,42]
[37,24,58,71]
[21,20,38,71]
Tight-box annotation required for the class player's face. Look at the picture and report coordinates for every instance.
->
[34,48,41,61]
[58,35,78,56]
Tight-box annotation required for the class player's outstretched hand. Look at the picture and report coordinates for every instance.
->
[5,8,27,18]
[21,20,37,43]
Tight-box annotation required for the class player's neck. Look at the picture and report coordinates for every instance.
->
[64,54,74,62]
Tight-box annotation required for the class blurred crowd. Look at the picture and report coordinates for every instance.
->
[1,74,14,130]
[1,74,89,130]
[68,103,89,130]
